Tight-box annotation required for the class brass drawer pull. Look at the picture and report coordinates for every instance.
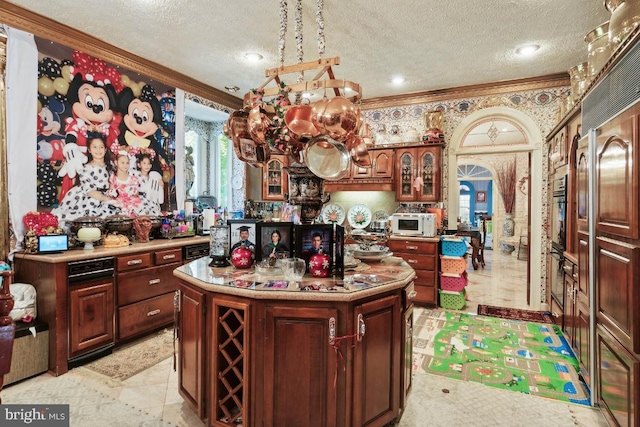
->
[127,259,143,266]
[407,259,418,264]
[407,290,417,299]
[163,254,176,260]
[147,309,161,317]
[149,278,161,285]
[406,245,418,250]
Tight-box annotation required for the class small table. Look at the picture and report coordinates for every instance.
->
[447,228,483,270]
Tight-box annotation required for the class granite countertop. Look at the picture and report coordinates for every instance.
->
[174,256,416,302]
[14,235,210,263]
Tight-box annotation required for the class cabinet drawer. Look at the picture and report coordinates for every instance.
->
[389,239,437,254]
[155,248,183,265]
[413,269,437,287]
[117,253,153,272]
[403,281,416,309]
[117,263,180,305]
[396,253,436,271]
[413,283,437,305]
[118,292,175,340]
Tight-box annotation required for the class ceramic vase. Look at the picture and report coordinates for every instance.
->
[501,213,516,254]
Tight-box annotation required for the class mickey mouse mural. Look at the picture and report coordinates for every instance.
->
[115,84,170,204]
[37,48,176,222]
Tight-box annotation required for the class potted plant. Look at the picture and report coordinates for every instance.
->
[495,160,517,245]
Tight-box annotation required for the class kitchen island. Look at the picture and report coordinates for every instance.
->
[174,257,417,427]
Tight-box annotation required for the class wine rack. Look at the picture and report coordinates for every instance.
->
[214,304,247,425]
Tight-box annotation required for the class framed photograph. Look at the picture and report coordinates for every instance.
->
[295,224,334,273]
[476,191,486,203]
[256,222,294,262]
[227,219,258,253]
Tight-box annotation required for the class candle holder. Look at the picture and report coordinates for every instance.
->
[209,225,230,267]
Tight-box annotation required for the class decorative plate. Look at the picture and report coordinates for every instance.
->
[347,204,372,229]
[353,252,394,262]
[321,203,346,225]
[372,210,389,221]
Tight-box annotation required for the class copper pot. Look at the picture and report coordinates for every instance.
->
[346,134,371,168]
[248,105,272,145]
[316,96,359,142]
[228,109,270,165]
[284,104,320,140]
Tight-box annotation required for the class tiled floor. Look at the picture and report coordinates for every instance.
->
[1,250,609,426]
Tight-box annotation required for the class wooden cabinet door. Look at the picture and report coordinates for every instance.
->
[178,284,205,419]
[596,324,640,427]
[400,304,413,412]
[69,280,114,358]
[415,146,441,202]
[395,148,417,201]
[263,306,338,427]
[595,236,640,354]
[576,138,589,233]
[596,110,639,239]
[262,156,288,201]
[371,148,394,178]
[563,260,577,350]
[352,294,401,427]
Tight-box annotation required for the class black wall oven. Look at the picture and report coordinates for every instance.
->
[549,175,567,307]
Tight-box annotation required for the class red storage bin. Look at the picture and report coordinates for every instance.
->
[439,271,468,292]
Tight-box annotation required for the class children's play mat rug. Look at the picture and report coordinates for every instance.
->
[413,309,590,406]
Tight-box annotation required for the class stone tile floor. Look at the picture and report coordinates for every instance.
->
[1,250,609,426]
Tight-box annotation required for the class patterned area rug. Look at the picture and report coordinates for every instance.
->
[2,374,171,426]
[477,304,555,324]
[84,328,175,381]
[412,309,591,406]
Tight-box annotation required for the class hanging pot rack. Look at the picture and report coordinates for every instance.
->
[242,56,362,108]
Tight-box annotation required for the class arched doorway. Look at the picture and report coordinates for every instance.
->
[447,107,545,310]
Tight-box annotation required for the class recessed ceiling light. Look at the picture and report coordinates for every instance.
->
[392,76,405,85]
[225,85,240,93]
[244,52,263,63]
[515,44,540,56]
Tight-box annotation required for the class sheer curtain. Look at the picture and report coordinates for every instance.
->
[5,26,37,258]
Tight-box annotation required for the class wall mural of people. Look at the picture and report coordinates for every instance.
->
[35,48,176,221]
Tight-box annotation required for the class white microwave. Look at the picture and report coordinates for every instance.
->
[390,213,438,237]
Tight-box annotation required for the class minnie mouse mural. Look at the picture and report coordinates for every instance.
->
[57,51,123,200]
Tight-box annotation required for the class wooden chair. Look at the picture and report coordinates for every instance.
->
[0,270,16,403]
[476,217,488,268]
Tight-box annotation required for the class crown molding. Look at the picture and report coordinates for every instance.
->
[360,73,570,109]
[0,0,243,110]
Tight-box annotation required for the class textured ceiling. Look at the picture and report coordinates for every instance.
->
[7,0,610,101]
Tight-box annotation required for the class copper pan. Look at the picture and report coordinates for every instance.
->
[284,104,320,140]
[303,135,350,181]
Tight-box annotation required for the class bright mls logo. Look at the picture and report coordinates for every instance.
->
[1,405,69,426]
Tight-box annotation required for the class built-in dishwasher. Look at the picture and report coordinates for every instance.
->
[67,256,115,368]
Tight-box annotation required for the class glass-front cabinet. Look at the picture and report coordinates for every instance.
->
[262,155,288,201]
[395,145,442,202]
